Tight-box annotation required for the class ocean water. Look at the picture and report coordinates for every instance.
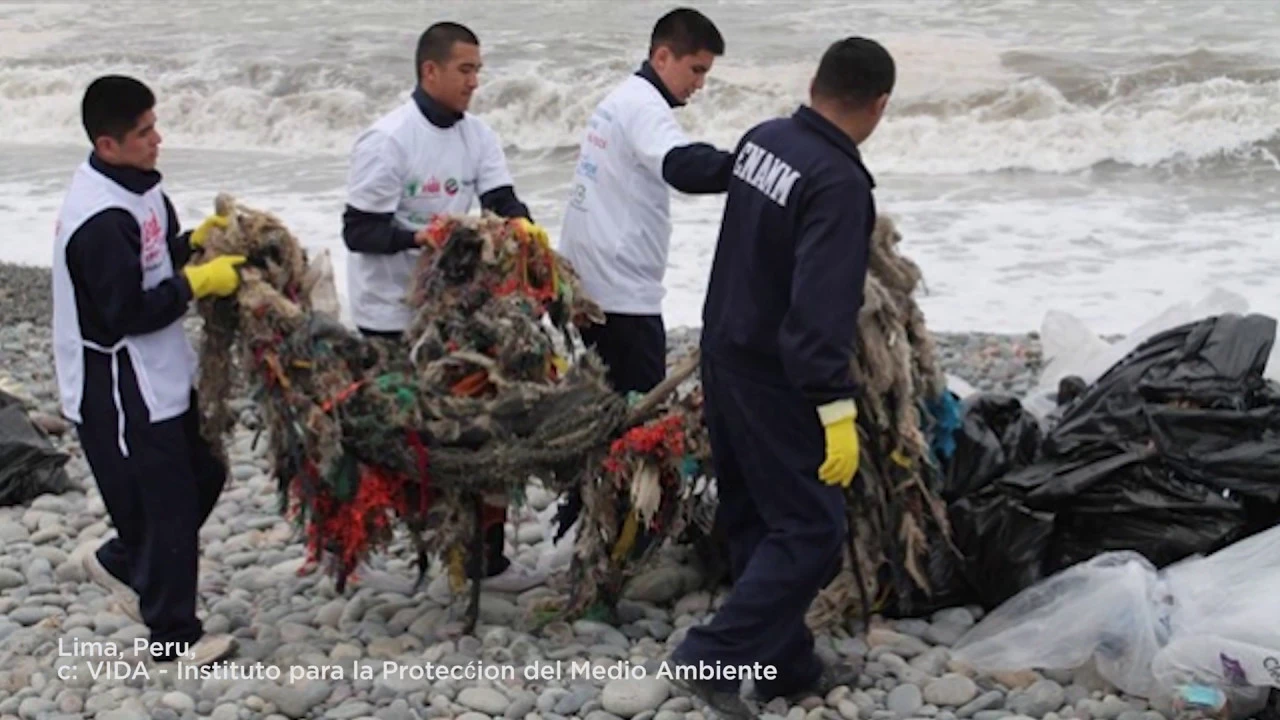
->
[2,0,1279,335]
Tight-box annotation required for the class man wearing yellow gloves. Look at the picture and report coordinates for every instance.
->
[341,22,548,594]
[53,75,242,666]
[668,38,896,716]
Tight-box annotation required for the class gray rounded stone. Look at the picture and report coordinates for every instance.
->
[602,678,670,718]
[457,688,510,715]
[924,675,978,707]
[888,684,924,717]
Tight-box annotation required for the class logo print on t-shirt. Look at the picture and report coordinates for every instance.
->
[140,209,165,271]
[405,178,443,198]
[444,178,458,196]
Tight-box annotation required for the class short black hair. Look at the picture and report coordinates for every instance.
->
[649,8,724,58]
[812,37,896,109]
[415,22,480,80]
[81,75,155,144]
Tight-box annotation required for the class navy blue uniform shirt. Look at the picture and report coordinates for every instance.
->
[700,105,876,406]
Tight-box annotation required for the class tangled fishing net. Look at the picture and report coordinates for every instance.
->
[804,216,958,631]
[563,215,959,630]
[190,192,955,632]
[190,195,645,597]
[562,372,713,618]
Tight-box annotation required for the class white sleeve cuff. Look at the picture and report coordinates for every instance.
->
[817,399,857,425]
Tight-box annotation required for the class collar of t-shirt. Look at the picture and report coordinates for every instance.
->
[792,105,877,189]
[88,152,162,195]
[635,61,683,109]
[411,86,464,129]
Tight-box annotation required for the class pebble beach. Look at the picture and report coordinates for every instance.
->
[0,260,1172,720]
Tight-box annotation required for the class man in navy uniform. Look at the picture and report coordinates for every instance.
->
[55,75,242,665]
[667,37,896,716]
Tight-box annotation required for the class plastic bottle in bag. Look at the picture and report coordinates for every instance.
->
[1171,685,1228,720]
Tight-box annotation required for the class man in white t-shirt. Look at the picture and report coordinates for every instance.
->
[558,8,733,398]
[552,8,734,538]
[342,22,548,594]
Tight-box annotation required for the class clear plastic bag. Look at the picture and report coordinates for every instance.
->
[302,248,341,320]
[951,550,1172,698]
[952,522,1280,708]
[1153,523,1280,693]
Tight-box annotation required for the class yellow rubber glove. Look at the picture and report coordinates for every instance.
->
[183,255,246,299]
[817,399,860,487]
[551,354,569,375]
[189,214,229,248]
[513,217,551,250]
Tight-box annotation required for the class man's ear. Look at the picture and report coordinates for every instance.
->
[651,45,671,70]
[93,135,115,157]
[873,93,890,118]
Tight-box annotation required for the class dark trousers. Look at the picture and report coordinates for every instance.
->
[357,326,508,577]
[672,355,847,699]
[77,351,226,649]
[579,313,666,394]
[553,313,666,541]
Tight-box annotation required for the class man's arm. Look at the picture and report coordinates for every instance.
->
[342,130,418,254]
[662,143,734,194]
[629,103,733,194]
[777,178,872,405]
[342,207,418,254]
[476,123,533,221]
[480,186,532,221]
[65,209,193,338]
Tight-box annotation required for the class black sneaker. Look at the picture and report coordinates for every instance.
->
[758,660,861,704]
[667,671,757,720]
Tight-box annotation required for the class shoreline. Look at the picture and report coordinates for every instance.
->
[0,259,1047,340]
[1,260,1045,410]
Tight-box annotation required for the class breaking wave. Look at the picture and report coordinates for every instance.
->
[2,43,1277,176]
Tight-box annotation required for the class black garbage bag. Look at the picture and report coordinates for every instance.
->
[0,391,73,506]
[1046,463,1244,570]
[950,483,1054,608]
[904,391,1047,610]
[944,393,1043,502]
[1042,313,1278,459]
[952,313,1280,609]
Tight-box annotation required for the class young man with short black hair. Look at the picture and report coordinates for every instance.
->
[557,7,734,397]
[667,37,898,718]
[342,22,547,593]
[552,8,734,541]
[56,74,241,665]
